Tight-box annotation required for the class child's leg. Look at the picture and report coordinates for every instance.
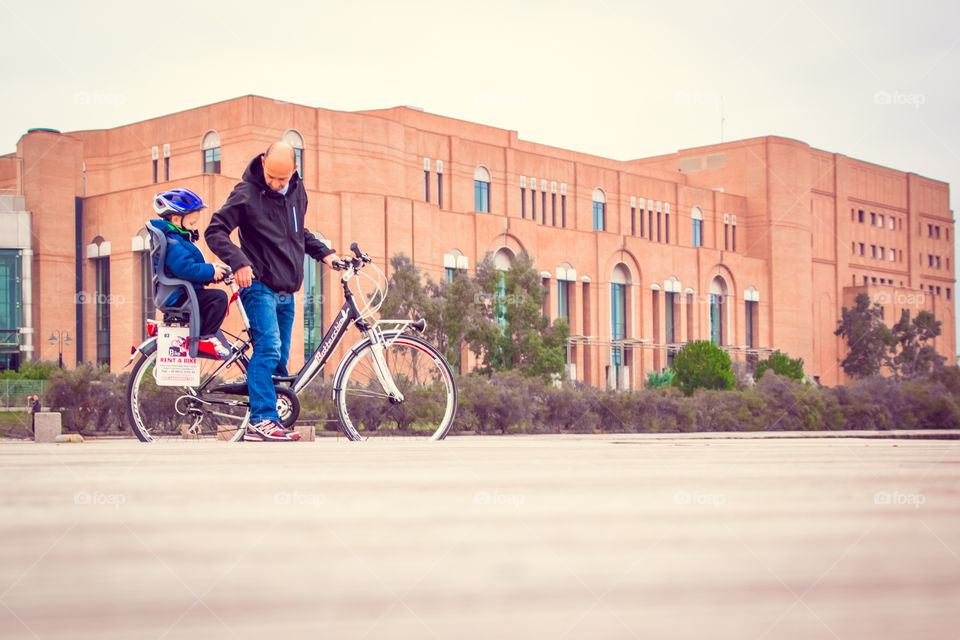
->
[195,288,228,338]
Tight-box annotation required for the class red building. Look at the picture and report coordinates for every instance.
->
[0,95,954,387]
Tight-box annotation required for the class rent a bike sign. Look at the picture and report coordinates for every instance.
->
[156,326,200,386]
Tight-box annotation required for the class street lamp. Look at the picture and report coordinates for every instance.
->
[48,330,72,368]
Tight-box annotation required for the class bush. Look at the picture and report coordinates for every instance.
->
[755,351,804,381]
[646,369,675,389]
[45,364,127,434]
[671,341,735,396]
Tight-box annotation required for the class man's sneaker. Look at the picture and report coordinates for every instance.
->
[244,419,301,442]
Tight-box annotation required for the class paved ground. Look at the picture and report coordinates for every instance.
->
[0,434,958,639]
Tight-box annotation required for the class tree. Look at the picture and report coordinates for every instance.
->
[889,309,945,379]
[380,255,495,373]
[835,292,945,380]
[473,250,568,380]
[835,293,895,378]
[671,340,735,396]
[755,350,804,381]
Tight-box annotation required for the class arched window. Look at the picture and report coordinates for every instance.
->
[284,129,305,178]
[593,188,606,231]
[201,130,221,174]
[474,166,491,213]
[444,249,468,282]
[692,206,703,248]
[709,276,728,346]
[609,263,631,387]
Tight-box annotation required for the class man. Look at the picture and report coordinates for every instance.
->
[206,142,340,441]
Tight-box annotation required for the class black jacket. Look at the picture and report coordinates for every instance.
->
[205,154,335,293]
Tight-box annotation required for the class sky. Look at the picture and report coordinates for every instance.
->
[1,0,958,338]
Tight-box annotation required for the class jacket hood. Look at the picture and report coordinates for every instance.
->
[241,153,302,193]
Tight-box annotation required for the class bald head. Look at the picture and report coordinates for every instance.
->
[261,141,298,192]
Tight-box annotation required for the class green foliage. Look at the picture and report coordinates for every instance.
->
[0,360,61,380]
[755,350,804,381]
[835,293,944,380]
[473,250,569,380]
[380,254,497,373]
[646,369,675,389]
[671,340,735,396]
[835,293,894,378]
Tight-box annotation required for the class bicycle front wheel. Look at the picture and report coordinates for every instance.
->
[334,333,457,440]
[127,343,251,442]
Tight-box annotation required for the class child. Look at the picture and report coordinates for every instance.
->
[149,188,230,354]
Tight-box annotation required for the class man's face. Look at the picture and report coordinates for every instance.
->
[262,154,296,192]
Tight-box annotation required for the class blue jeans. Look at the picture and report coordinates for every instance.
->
[240,281,295,423]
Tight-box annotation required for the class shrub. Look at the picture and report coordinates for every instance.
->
[755,351,804,381]
[671,341,736,396]
[646,369,675,389]
[45,364,127,434]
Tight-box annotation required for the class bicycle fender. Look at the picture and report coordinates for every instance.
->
[331,331,404,390]
[124,337,158,368]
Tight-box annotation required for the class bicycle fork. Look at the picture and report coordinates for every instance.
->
[366,328,405,404]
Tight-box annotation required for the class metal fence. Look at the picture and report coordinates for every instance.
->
[0,380,47,408]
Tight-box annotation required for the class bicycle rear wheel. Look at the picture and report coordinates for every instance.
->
[334,333,457,440]
[127,343,251,442]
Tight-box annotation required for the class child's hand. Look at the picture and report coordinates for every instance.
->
[213,262,229,282]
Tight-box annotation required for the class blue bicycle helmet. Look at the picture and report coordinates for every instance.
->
[153,188,206,217]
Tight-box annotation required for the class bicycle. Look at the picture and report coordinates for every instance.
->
[125,243,457,442]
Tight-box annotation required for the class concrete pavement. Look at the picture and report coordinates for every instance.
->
[0,435,958,639]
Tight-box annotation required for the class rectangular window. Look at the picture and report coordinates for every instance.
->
[164,157,170,182]
[936,286,941,296]
[937,256,941,269]
[446,267,455,284]
[95,257,110,367]
[551,193,557,226]
[859,243,864,256]
[593,202,606,231]
[303,256,325,359]
[631,207,635,236]
[557,280,570,322]
[928,224,933,237]
[640,208,645,237]
[724,224,729,250]
[611,282,626,373]
[424,170,430,202]
[152,159,158,184]
[203,147,221,174]
[648,211,653,240]
[437,173,443,209]
[140,253,155,340]
[693,219,702,247]
[657,211,662,242]
[871,245,876,258]
[294,148,303,178]
[879,247,884,260]
[474,180,490,213]
[878,214,884,227]
[732,225,736,251]
[709,293,722,346]
[948,288,952,300]
[664,292,675,343]
[870,212,876,225]
[745,300,757,348]
[863,276,868,285]
[0,249,23,370]
[531,187,536,219]
[542,192,547,225]
[665,213,670,243]
[889,217,894,230]
[858,209,864,223]
[521,188,526,218]
[929,254,934,267]
[936,226,941,239]
[561,195,566,228]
